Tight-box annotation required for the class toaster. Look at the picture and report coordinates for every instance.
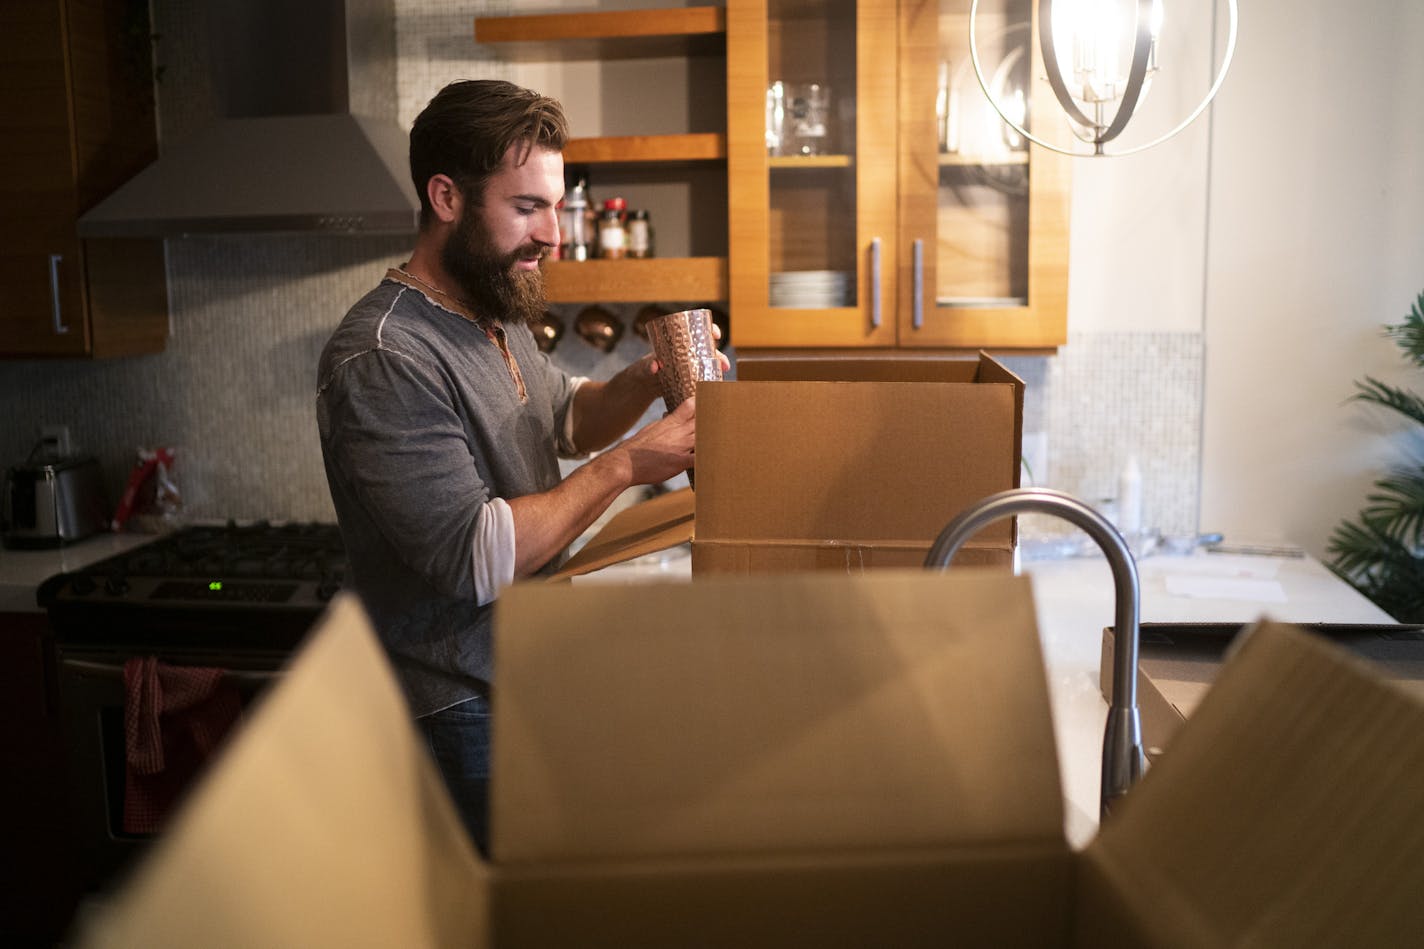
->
[2,454,109,548]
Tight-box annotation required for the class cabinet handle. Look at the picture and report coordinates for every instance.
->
[912,239,924,330]
[870,237,882,329]
[48,254,70,335]
[61,657,281,687]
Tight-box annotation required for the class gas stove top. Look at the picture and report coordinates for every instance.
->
[39,521,347,652]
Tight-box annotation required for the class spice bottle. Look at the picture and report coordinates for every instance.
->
[627,209,652,258]
[598,198,627,259]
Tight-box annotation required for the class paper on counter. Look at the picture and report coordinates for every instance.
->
[1165,574,1288,604]
[1141,554,1282,579]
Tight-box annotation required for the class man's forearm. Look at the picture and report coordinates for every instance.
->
[507,449,634,578]
[508,394,696,577]
[570,359,659,452]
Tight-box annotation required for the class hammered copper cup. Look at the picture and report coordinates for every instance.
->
[645,307,722,489]
[645,307,723,412]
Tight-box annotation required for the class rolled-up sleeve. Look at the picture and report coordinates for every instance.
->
[471,497,514,605]
[557,376,590,457]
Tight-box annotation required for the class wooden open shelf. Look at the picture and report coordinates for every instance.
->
[476,8,729,306]
[475,6,725,59]
[542,257,727,303]
[564,133,726,165]
[768,154,855,169]
[938,152,1030,167]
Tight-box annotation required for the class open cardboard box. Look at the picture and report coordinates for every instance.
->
[80,574,1424,947]
[551,351,1023,579]
[1101,621,1424,762]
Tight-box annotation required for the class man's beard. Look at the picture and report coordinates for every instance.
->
[441,207,547,327]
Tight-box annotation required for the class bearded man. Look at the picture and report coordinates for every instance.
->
[316,80,709,855]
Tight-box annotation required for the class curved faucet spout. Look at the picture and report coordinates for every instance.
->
[925,487,1146,820]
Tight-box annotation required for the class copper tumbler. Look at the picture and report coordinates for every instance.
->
[644,307,723,412]
[645,307,721,489]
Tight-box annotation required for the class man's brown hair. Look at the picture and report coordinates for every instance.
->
[409,79,569,228]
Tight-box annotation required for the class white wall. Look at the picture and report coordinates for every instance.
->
[1065,0,1424,555]
[1200,0,1424,553]
[1066,0,1216,335]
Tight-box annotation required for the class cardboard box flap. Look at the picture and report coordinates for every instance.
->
[697,380,1018,546]
[492,570,1063,864]
[970,354,1025,488]
[736,352,990,384]
[735,352,1023,495]
[77,595,488,948]
[1100,622,1424,761]
[549,487,695,580]
[1080,620,1424,947]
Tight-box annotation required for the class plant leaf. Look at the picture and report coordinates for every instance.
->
[1361,469,1424,547]
[1383,290,1424,368]
[1350,376,1424,427]
[1327,517,1424,622]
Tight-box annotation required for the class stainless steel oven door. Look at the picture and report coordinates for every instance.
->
[57,647,284,893]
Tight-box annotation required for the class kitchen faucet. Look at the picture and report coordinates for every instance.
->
[924,488,1146,820]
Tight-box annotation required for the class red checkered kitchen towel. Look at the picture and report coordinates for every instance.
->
[122,657,245,835]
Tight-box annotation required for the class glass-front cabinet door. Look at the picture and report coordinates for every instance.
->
[727,0,899,348]
[897,0,1070,348]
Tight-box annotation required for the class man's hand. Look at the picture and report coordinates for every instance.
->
[508,397,696,577]
[571,320,727,453]
[610,396,697,486]
[510,321,723,577]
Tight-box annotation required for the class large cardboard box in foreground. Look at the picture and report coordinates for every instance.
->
[552,351,1024,578]
[80,576,1424,947]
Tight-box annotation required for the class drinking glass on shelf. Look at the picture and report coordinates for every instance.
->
[786,82,831,155]
[766,81,786,155]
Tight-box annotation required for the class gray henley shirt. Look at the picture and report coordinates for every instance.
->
[316,271,580,717]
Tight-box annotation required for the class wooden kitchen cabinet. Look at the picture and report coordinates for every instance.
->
[728,0,1069,350]
[474,6,730,304]
[0,0,168,358]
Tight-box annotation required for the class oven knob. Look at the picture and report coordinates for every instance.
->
[104,574,130,596]
[70,574,96,596]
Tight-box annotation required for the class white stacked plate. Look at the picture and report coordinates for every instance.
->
[770,270,850,308]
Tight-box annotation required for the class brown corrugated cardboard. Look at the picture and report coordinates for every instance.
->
[550,351,1023,579]
[493,572,1059,862]
[78,595,489,948]
[1100,621,1424,758]
[551,487,694,578]
[1082,619,1424,947]
[77,582,1424,947]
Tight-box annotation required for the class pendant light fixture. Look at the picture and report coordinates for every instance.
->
[969,0,1239,157]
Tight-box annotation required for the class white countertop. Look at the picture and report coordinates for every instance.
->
[576,545,1397,848]
[1023,550,1393,846]
[0,531,157,613]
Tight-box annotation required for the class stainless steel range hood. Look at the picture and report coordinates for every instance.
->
[77,0,418,237]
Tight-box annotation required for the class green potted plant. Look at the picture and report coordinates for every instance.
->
[1326,291,1424,622]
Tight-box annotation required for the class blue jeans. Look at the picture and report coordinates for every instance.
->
[417,695,490,856]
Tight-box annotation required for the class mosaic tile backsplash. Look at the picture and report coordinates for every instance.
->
[0,0,1202,545]
[1035,331,1204,539]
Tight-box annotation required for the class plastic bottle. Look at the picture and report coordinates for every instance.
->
[598,198,627,259]
[1117,455,1143,536]
[627,209,652,258]
[562,178,590,261]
